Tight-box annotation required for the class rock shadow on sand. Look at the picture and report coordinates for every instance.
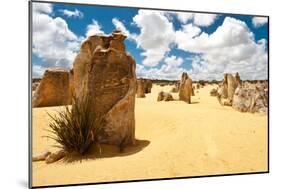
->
[172,98,200,104]
[61,139,150,163]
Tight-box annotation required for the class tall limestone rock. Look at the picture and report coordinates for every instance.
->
[136,79,146,98]
[218,73,241,106]
[144,79,152,93]
[179,72,193,104]
[72,30,136,146]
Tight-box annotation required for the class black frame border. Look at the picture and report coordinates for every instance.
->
[28,0,270,188]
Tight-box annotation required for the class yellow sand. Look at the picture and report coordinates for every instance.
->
[32,84,268,187]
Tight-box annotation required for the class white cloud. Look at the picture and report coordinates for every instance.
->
[32,65,45,78]
[59,9,83,18]
[86,19,104,37]
[33,2,52,14]
[175,17,268,80]
[164,55,183,67]
[252,16,268,28]
[132,10,176,67]
[112,18,136,41]
[32,3,82,77]
[193,13,218,27]
[136,55,187,80]
[175,12,193,23]
[32,4,268,81]
[175,12,218,27]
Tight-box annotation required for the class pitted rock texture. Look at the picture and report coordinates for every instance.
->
[73,30,136,146]
[179,72,193,104]
[32,68,71,107]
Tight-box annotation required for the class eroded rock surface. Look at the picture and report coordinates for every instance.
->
[32,150,51,162]
[210,88,218,96]
[136,79,146,98]
[232,85,268,113]
[179,72,193,104]
[73,30,136,146]
[32,68,71,107]
[217,73,241,106]
[157,91,174,101]
[144,79,152,93]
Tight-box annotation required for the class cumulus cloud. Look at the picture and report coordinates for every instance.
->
[175,17,268,80]
[136,55,187,80]
[33,2,52,14]
[164,55,183,67]
[134,12,267,80]
[175,12,193,24]
[32,4,268,81]
[136,64,185,80]
[252,16,268,28]
[32,3,82,77]
[132,10,176,67]
[32,65,45,78]
[175,12,218,27]
[59,9,83,18]
[86,19,104,37]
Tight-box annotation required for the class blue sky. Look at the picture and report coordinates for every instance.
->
[32,2,268,80]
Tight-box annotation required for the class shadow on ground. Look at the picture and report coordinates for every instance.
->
[62,139,150,163]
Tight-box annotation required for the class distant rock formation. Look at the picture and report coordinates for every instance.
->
[157,91,174,101]
[232,84,268,113]
[32,68,71,107]
[179,72,193,103]
[170,86,178,93]
[210,88,218,96]
[136,79,146,98]
[72,30,136,146]
[192,86,195,96]
[32,82,40,91]
[217,73,241,106]
[144,79,152,93]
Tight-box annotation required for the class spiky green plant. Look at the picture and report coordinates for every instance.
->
[46,95,104,155]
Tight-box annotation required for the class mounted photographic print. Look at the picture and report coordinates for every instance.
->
[29,0,269,188]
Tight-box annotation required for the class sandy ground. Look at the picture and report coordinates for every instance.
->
[32,84,268,187]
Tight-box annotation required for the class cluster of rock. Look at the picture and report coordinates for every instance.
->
[217,72,268,113]
[136,78,152,98]
[179,72,193,104]
[157,91,174,101]
[232,82,268,113]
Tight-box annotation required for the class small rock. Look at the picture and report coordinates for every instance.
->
[210,88,218,96]
[32,150,51,162]
[157,91,174,101]
[45,150,66,164]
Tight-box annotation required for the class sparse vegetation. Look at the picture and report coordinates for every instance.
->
[46,95,104,155]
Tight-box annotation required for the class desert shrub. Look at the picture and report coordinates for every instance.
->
[46,95,104,155]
